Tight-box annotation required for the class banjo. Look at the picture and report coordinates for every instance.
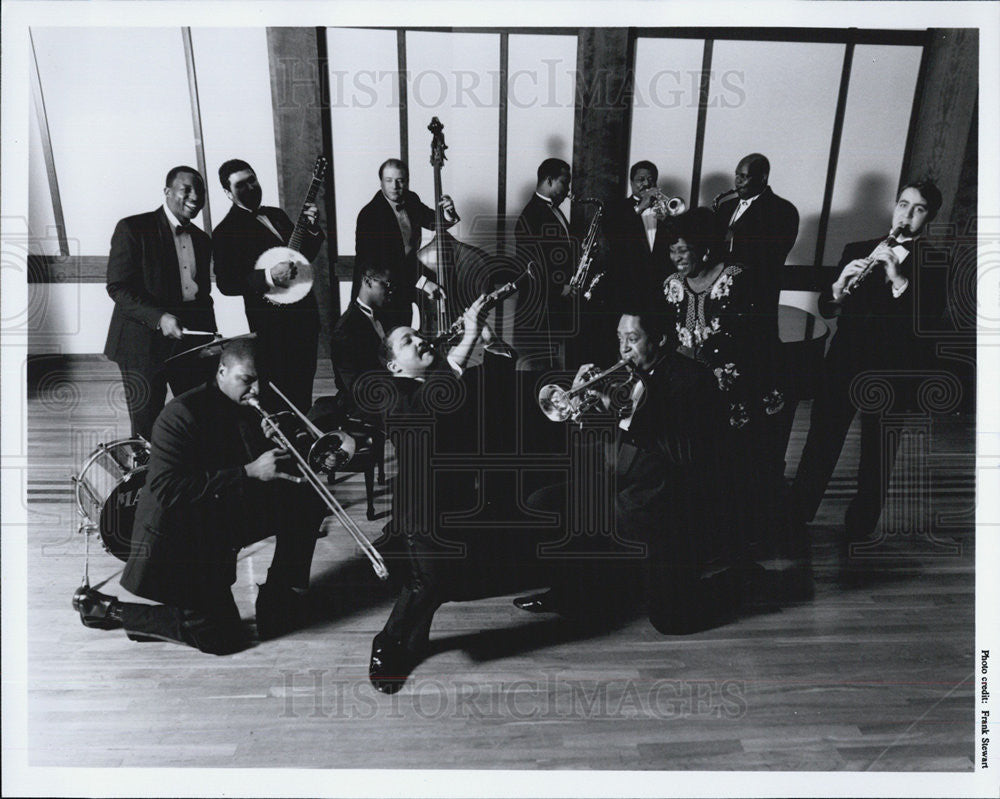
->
[255,155,327,305]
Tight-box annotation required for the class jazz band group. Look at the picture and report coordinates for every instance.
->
[73,145,947,694]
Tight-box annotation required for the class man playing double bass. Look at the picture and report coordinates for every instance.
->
[354,158,460,329]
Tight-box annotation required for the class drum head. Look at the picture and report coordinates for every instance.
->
[99,468,146,562]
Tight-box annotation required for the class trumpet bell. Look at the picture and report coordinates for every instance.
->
[538,384,574,422]
[665,197,686,215]
[308,430,357,473]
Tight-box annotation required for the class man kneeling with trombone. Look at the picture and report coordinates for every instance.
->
[74,339,328,654]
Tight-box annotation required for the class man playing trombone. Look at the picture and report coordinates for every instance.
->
[73,339,325,654]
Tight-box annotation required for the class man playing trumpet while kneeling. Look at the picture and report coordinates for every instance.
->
[514,310,739,634]
[368,296,522,693]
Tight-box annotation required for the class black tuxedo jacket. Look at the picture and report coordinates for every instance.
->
[715,186,799,328]
[383,353,517,538]
[354,190,439,297]
[121,382,267,608]
[212,204,323,330]
[103,208,217,368]
[615,352,730,563]
[602,196,671,307]
[819,236,944,382]
[330,300,384,409]
[514,194,577,311]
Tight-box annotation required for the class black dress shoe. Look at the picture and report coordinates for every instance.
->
[512,590,565,614]
[369,635,418,694]
[72,586,123,630]
[255,583,308,641]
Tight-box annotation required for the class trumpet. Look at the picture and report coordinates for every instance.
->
[537,359,639,423]
[712,188,739,212]
[567,196,603,297]
[247,386,388,582]
[841,224,908,297]
[650,191,687,217]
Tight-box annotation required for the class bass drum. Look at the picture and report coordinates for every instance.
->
[73,438,150,563]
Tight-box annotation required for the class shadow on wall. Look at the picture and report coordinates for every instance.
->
[800,173,895,267]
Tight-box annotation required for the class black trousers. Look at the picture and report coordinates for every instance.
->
[792,370,901,541]
[121,506,318,654]
[253,304,320,414]
[119,590,245,655]
[118,359,211,441]
[524,449,738,633]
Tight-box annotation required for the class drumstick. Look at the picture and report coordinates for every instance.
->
[180,329,220,337]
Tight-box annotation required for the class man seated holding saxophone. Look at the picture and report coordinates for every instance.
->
[513,309,738,634]
[367,296,528,693]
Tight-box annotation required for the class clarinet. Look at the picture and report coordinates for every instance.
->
[842,224,908,297]
[430,265,534,347]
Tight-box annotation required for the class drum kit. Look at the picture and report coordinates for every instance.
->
[70,331,385,588]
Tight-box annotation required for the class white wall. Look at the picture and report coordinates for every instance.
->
[31,28,200,254]
[822,44,922,262]
[326,27,401,257]
[505,33,577,239]
[700,39,846,266]
[405,31,501,256]
[628,37,704,202]
[29,283,250,356]
[191,28,279,225]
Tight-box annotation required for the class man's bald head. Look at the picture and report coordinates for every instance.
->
[735,153,770,199]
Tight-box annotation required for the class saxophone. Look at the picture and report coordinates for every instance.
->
[567,196,603,298]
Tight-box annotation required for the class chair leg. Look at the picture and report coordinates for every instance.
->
[376,436,386,485]
[365,466,376,520]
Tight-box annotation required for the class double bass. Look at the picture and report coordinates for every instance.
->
[416,117,492,336]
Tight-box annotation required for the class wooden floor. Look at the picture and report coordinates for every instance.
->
[24,359,976,771]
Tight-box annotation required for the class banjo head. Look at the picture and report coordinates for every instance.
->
[255,247,313,305]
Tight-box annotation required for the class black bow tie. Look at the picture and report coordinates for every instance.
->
[175,223,192,235]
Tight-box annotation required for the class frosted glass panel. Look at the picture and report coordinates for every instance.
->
[629,37,705,202]
[327,28,401,256]
[31,28,197,254]
[505,34,577,240]
[406,31,501,253]
[823,44,923,264]
[28,87,60,256]
[701,40,845,265]
[191,28,279,231]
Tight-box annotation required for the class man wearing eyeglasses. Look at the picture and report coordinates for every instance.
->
[329,260,395,415]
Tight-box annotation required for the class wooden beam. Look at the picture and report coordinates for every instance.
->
[901,28,978,228]
[571,29,631,228]
[266,27,336,356]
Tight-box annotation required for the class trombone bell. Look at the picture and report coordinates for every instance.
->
[308,430,357,473]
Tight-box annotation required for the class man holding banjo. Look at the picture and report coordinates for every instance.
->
[213,158,326,413]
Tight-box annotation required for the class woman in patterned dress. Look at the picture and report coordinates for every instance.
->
[660,207,784,430]
[660,207,787,566]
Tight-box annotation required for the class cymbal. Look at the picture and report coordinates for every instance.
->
[165,332,256,364]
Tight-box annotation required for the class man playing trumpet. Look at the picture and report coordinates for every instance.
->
[514,310,737,634]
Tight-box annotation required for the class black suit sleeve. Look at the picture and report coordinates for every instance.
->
[212,222,271,298]
[146,401,247,511]
[105,219,166,329]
